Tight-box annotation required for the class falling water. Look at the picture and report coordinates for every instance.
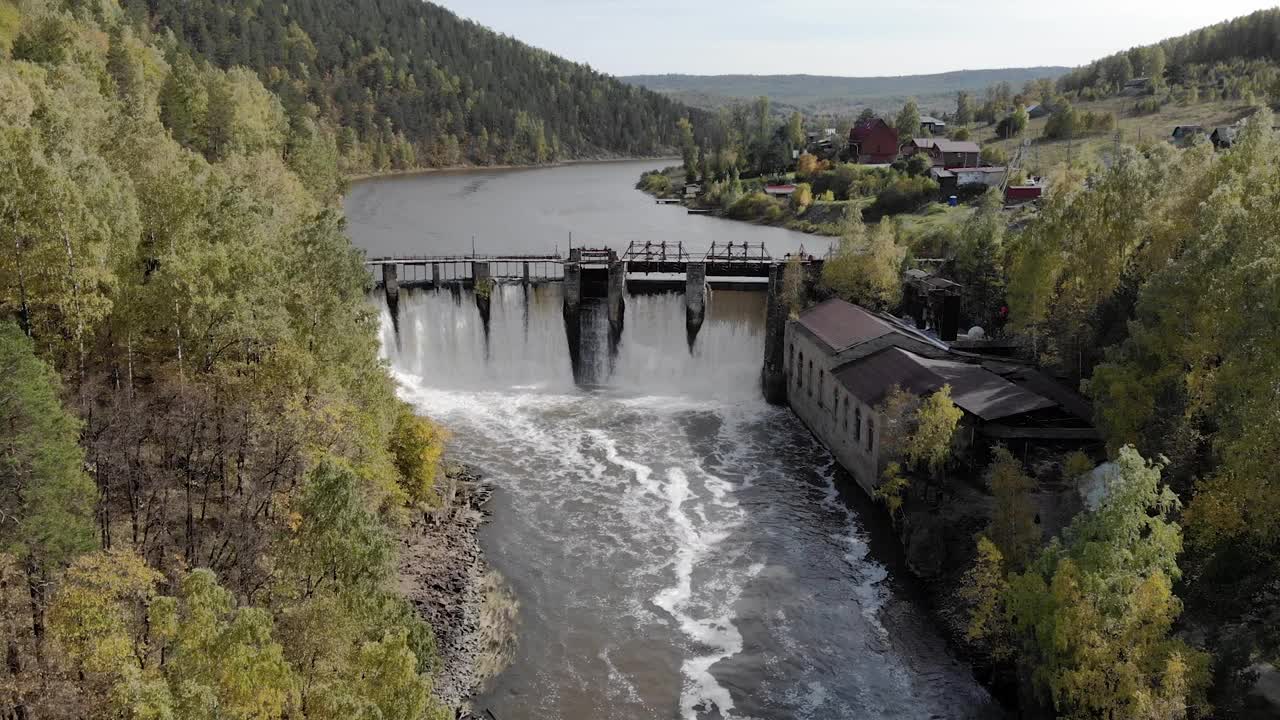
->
[379,283,1002,720]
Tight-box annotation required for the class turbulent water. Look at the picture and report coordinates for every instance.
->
[378,284,1002,720]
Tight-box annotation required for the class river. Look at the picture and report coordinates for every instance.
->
[347,160,1001,720]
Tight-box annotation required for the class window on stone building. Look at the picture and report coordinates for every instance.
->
[867,419,875,453]
[855,407,862,442]
[818,370,825,407]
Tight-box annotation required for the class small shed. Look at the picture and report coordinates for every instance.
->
[920,115,947,134]
[955,166,1007,188]
[1171,125,1204,142]
[1006,184,1043,202]
[1210,126,1237,149]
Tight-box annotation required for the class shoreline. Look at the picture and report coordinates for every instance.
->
[348,155,679,183]
[396,463,517,713]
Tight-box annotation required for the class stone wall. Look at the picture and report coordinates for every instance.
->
[784,324,883,496]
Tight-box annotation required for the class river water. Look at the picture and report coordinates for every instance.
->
[348,161,1001,719]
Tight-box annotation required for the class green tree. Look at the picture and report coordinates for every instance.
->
[895,99,921,139]
[985,446,1039,570]
[955,91,974,125]
[0,322,97,672]
[1005,447,1210,717]
[389,406,449,508]
[786,111,804,149]
[962,536,1014,661]
[822,219,905,310]
[676,116,697,179]
[902,385,961,478]
[789,182,813,213]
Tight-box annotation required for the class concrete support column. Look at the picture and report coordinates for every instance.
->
[382,263,399,297]
[761,262,788,405]
[684,261,707,349]
[562,262,583,383]
[607,260,627,350]
[522,261,531,286]
[431,262,441,289]
[381,262,400,333]
[472,261,493,332]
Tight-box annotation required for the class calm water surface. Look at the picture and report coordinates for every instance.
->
[344,159,834,257]
[346,162,1001,720]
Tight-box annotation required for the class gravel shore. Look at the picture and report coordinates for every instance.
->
[397,465,514,711]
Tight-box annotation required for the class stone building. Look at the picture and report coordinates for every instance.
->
[784,299,1095,496]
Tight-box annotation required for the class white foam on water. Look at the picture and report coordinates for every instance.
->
[648,467,760,720]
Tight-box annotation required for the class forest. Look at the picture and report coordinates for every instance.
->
[0,0,457,717]
[110,0,708,173]
[809,113,1280,718]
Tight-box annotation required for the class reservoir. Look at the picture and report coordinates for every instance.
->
[346,160,1002,719]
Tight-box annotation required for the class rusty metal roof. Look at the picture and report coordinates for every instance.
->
[796,299,896,352]
[912,138,980,154]
[835,347,1058,422]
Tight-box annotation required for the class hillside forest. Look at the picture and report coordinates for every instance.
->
[106,0,707,174]
[0,0,459,717]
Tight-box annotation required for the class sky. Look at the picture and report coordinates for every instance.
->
[434,1,1279,77]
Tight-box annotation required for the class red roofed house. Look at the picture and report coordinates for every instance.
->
[849,119,900,164]
[764,184,797,197]
[900,138,981,169]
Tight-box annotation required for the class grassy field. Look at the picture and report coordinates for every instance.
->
[974,96,1251,176]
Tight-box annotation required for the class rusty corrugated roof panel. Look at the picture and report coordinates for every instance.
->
[796,299,895,352]
[836,347,1058,422]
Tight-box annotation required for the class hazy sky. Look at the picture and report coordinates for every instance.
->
[434,1,1277,76]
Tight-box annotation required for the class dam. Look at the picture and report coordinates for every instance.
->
[350,160,1002,720]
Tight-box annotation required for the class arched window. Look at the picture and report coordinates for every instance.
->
[832,385,838,414]
[818,370,825,407]
[855,407,862,442]
[844,395,850,430]
[788,344,794,376]
[797,352,804,387]
[867,419,875,453]
[807,360,813,396]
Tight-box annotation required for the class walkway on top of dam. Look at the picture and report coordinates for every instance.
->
[367,241,821,286]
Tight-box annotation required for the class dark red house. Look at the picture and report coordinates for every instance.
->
[849,119,900,164]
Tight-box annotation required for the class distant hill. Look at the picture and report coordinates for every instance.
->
[120,0,707,170]
[622,68,1070,115]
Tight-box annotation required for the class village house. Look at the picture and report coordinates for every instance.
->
[784,299,1094,495]
[849,118,901,164]
[764,184,797,197]
[920,115,947,134]
[900,138,981,168]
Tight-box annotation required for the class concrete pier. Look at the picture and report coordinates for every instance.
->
[431,262,441,289]
[685,261,707,348]
[607,260,626,348]
[472,261,493,331]
[382,262,400,299]
[522,261,530,286]
[761,263,788,405]
[562,261,583,382]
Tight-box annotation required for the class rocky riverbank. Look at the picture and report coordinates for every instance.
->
[397,464,518,713]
